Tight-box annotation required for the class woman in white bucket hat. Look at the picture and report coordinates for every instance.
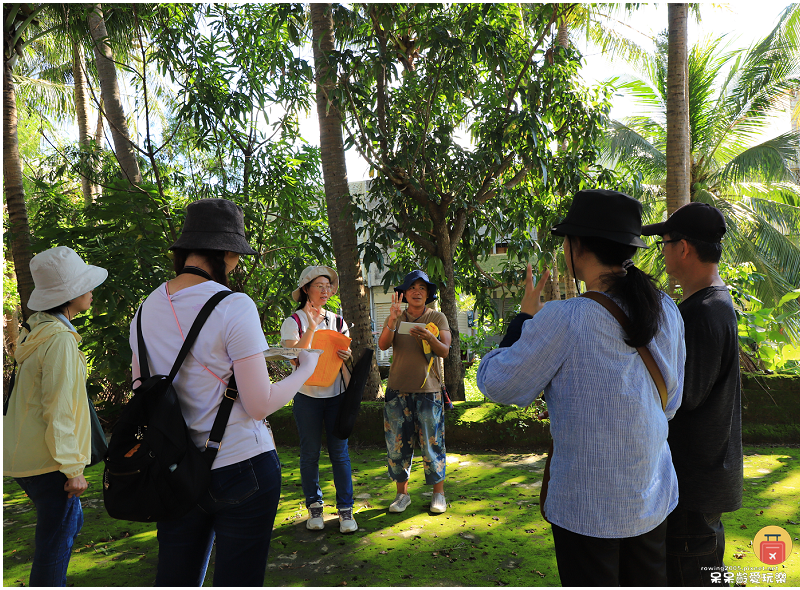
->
[280,265,356,534]
[4,246,107,586]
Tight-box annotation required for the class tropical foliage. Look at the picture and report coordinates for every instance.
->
[604,5,800,340]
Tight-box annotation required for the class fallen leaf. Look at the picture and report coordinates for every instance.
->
[740,524,748,529]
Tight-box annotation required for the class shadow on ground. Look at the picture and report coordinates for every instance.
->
[3,445,799,586]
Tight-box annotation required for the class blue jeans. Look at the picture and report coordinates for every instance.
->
[154,450,281,587]
[292,392,354,509]
[15,470,84,587]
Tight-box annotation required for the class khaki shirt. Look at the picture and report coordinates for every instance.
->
[4,312,90,479]
[384,308,450,392]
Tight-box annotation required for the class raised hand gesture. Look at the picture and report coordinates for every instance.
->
[388,291,404,322]
[303,299,325,330]
[520,264,550,317]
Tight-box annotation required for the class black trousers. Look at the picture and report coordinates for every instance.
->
[666,506,727,586]
[552,519,668,586]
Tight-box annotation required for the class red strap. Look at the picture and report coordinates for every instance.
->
[291,313,303,338]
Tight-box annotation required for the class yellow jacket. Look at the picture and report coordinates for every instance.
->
[3,312,90,479]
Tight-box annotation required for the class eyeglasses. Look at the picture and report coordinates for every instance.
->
[655,239,681,252]
[310,284,333,292]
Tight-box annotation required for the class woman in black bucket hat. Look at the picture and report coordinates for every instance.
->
[477,189,686,586]
[130,198,320,586]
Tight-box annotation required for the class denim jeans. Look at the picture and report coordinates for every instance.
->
[15,470,84,587]
[154,450,282,587]
[292,392,354,509]
[666,506,728,586]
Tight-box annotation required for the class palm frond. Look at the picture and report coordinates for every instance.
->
[714,131,800,185]
[601,120,666,174]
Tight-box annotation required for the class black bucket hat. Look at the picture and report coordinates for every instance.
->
[394,270,438,304]
[551,189,647,248]
[170,199,258,255]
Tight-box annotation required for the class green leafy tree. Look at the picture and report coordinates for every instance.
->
[605,6,800,338]
[331,3,626,398]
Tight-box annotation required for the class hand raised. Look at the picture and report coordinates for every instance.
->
[388,291,404,321]
[520,264,550,316]
[303,301,324,329]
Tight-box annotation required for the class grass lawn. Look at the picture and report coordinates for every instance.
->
[4,444,799,587]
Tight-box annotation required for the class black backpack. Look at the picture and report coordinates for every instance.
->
[103,291,237,522]
[332,347,374,440]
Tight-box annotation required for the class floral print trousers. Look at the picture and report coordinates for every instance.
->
[383,388,446,484]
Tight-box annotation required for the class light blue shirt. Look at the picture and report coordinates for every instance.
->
[477,292,685,538]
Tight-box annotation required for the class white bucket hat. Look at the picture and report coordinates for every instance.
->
[27,246,108,311]
[291,265,339,302]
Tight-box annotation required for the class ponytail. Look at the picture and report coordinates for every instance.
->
[573,235,663,348]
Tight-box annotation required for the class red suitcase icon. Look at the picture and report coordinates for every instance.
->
[760,534,786,565]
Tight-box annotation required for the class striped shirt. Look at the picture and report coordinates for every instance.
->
[477,292,685,538]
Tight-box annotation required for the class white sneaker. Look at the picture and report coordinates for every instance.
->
[306,502,325,530]
[430,492,447,513]
[389,493,411,513]
[338,508,358,533]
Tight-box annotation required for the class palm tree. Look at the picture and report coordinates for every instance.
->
[4,4,55,319]
[87,4,141,184]
[605,4,800,335]
[311,3,381,399]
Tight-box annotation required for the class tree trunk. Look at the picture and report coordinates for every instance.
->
[3,58,35,320]
[666,4,690,295]
[432,221,464,401]
[88,4,141,184]
[563,262,578,299]
[311,3,382,400]
[73,39,98,204]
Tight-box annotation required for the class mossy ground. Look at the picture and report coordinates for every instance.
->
[4,445,799,587]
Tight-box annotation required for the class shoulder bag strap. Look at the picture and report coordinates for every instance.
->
[580,292,668,411]
[3,321,32,416]
[291,313,303,338]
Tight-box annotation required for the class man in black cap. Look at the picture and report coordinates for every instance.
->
[643,202,743,586]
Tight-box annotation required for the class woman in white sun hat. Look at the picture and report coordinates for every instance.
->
[4,246,107,587]
[280,265,356,534]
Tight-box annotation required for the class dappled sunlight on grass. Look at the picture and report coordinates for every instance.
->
[3,445,799,586]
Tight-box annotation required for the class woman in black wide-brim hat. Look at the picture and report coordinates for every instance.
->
[129,198,320,587]
[477,189,686,586]
[378,270,451,515]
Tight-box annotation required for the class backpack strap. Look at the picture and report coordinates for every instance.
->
[3,321,32,416]
[579,292,668,411]
[135,291,237,461]
[291,312,303,338]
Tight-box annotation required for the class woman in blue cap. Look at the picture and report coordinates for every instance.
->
[378,270,451,514]
[477,190,685,586]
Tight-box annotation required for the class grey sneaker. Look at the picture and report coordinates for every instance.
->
[389,493,411,513]
[338,508,358,533]
[430,492,447,513]
[306,502,325,530]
